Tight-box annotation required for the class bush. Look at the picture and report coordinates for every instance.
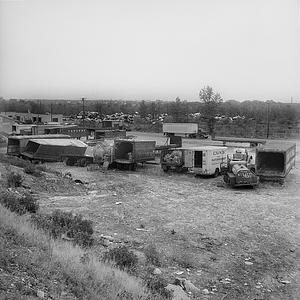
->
[144,244,161,267]
[31,210,94,247]
[1,191,38,215]
[143,273,171,299]
[24,165,42,177]
[7,172,23,188]
[104,246,138,272]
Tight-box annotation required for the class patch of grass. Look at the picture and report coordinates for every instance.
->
[104,246,138,272]
[0,204,156,300]
[143,270,171,299]
[144,244,162,267]
[24,165,43,177]
[31,210,94,247]
[171,251,196,269]
[7,171,23,187]
[1,191,39,215]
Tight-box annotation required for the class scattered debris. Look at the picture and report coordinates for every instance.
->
[153,268,162,275]
[136,228,149,232]
[280,280,291,284]
[115,201,122,205]
[202,288,210,295]
[175,271,184,275]
[37,290,45,298]
[245,261,253,265]
[165,284,189,300]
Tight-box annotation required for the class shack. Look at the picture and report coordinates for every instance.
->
[21,139,87,162]
[256,142,296,181]
[7,134,70,156]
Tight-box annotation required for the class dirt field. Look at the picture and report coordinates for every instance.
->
[2,134,299,299]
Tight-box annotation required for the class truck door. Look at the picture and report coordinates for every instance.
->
[184,149,194,168]
[194,151,203,168]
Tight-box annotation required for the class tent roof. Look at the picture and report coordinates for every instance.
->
[29,139,87,147]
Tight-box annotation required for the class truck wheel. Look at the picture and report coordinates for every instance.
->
[176,166,183,173]
[162,165,169,172]
[66,158,75,166]
[213,168,220,177]
[79,158,87,167]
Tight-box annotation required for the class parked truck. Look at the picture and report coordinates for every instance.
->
[223,159,258,188]
[114,139,156,170]
[162,123,208,139]
[63,139,156,171]
[256,142,296,182]
[161,146,227,176]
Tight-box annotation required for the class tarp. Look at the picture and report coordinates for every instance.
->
[28,139,87,147]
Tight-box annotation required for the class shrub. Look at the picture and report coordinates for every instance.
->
[144,244,161,267]
[143,273,171,299]
[31,210,94,247]
[1,191,38,215]
[104,246,138,271]
[24,165,42,177]
[7,172,23,187]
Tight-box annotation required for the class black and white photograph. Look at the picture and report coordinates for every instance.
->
[0,0,299,299]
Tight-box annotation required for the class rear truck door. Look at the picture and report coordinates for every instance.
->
[202,150,210,174]
[183,149,194,168]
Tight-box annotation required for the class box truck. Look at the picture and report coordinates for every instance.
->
[161,146,227,176]
[162,123,207,138]
[256,142,296,181]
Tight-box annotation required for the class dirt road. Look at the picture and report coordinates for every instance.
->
[34,136,300,299]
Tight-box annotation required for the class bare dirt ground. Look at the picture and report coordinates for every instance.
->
[1,134,299,299]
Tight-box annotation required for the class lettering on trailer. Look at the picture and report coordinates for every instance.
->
[213,150,226,155]
[211,157,224,162]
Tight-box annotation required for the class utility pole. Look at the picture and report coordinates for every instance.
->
[50,103,53,122]
[266,101,270,139]
[82,97,85,127]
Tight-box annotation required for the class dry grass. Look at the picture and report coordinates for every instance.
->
[0,204,162,300]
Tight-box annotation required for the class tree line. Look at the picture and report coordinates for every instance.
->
[0,88,299,131]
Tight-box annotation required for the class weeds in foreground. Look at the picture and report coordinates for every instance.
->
[0,205,155,300]
[143,272,172,299]
[1,191,39,215]
[104,246,138,272]
[7,171,23,187]
[144,244,162,267]
[31,210,94,247]
[24,165,43,177]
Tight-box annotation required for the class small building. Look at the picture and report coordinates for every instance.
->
[2,111,63,124]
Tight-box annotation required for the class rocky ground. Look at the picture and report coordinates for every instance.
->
[0,135,299,299]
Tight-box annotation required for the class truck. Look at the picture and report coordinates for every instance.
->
[63,139,156,171]
[114,139,156,170]
[223,160,259,187]
[162,123,208,139]
[256,142,296,182]
[161,146,227,176]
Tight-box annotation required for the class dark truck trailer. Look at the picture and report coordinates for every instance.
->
[114,139,156,170]
[94,129,126,140]
[21,139,87,162]
[256,142,296,181]
[7,134,71,156]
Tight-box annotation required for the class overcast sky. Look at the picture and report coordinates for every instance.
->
[0,0,299,102]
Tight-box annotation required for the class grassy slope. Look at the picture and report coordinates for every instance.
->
[0,204,160,300]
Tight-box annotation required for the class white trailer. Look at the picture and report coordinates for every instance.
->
[182,146,227,176]
[162,123,198,138]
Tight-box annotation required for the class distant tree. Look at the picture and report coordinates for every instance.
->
[199,86,223,136]
[139,100,148,118]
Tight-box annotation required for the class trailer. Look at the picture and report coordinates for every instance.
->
[161,146,227,176]
[7,134,71,156]
[163,123,199,138]
[114,139,156,170]
[256,142,296,181]
[94,129,126,140]
[21,139,87,162]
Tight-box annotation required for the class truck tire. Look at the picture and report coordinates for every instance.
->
[162,165,169,172]
[66,157,75,166]
[213,168,220,177]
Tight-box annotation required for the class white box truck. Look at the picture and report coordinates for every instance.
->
[163,123,199,138]
[161,146,227,176]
